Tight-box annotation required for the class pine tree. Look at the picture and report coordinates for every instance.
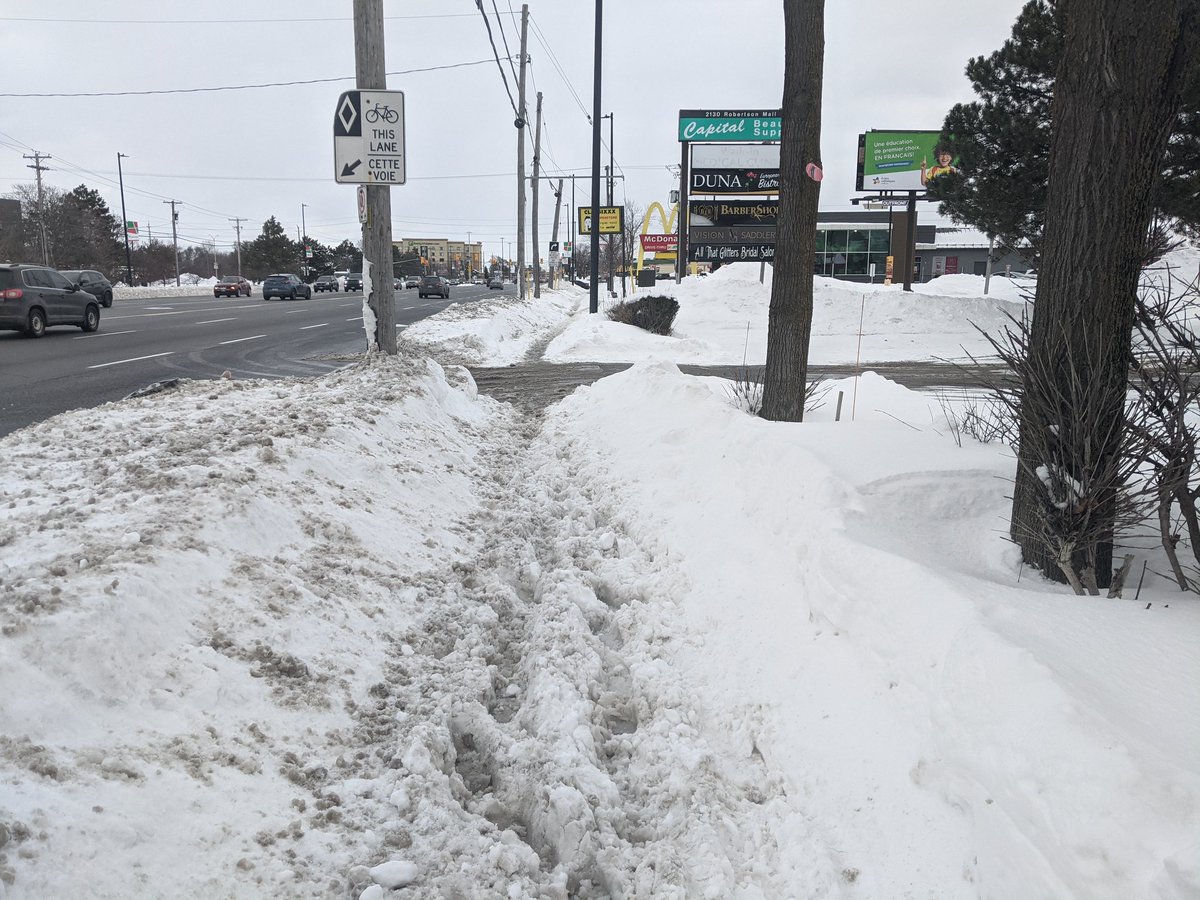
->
[241,216,299,279]
[930,0,1200,260]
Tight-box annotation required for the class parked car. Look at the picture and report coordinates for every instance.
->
[313,275,340,293]
[60,269,114,307]
[213,275,252,298]
[418,274,450,299]
[488,277,504,290]
[345,272,364,292]
[262,273,312,301]
[405,276,420,290]
[0,263,101,337]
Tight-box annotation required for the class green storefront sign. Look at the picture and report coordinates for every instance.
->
[679,109,781,143]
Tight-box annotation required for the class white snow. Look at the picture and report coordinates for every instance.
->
[1,259,1197,899]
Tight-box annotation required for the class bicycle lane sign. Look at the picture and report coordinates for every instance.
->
[333,90,406,185]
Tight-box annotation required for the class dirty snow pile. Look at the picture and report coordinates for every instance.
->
[1,261,1198,899]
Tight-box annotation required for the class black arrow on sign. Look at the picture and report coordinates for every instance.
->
[341,159,363,177]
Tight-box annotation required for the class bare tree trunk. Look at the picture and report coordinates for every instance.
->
[1010,0,1198,585]
[760,0,824,422]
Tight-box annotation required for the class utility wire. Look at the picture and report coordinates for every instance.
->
[493,0,521,91]
[1,14,477,24]
[0,59,500,98]
[475,1,519,118]
[529,15,590,122]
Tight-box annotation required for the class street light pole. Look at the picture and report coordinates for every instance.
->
[589,0,603,313]
[602,113,614,294]
[117,152,133,285]
[300,203,308,277]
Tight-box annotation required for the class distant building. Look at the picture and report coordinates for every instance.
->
[813,211,1032,284]
[395,237,483,277]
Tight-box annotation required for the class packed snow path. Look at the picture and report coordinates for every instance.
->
[335,391,844,896]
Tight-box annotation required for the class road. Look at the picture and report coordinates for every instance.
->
[0,283,504,437]
[468,361,1014,412]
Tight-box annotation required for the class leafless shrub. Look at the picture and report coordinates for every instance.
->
[1125,267,1200,592]
[936,390,1019,449]
[605,295,679,335]
[965,308,1154,595]
[725,365,827,418]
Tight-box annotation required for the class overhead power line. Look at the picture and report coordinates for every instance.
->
[475,1,519,118]
[0,14,477,24]
[0,59,501,98]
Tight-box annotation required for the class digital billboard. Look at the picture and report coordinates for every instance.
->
[856,131,959,192]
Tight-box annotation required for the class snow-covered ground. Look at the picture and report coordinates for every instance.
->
[2,260,1198,899]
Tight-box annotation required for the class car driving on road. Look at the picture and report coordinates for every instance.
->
[488,277,504,289]
[262,274,312,301]
[345,272,363,292]
[60,269,114,307]
[0,263,101,337]
[313,275,340,293]
[213,275,252,298]
[405,276,420,290]
[418,275,450,298]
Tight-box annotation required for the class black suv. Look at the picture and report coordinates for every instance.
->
[418,275,449,299]
[0,264,101,337]
[345,272,363,292]
[313,275,340,293]
[262,274,312,301]
[60,269,114,307]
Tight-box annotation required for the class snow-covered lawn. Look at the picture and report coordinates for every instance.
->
[1,260,1197,899]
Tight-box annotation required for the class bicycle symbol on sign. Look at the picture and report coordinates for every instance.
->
[365,104,400,124]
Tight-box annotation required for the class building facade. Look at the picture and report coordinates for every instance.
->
[395,238,483,277]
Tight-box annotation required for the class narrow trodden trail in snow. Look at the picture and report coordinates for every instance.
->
[340,400,843,897]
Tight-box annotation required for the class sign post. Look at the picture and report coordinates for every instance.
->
[348,0,398,354]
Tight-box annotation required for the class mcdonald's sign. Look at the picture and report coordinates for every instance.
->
[640,234,678,252]
[636,202,680,271]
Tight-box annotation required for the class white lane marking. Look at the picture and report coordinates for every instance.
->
[88,351,173,369]
[219,334,267,345]
[347,316,363,321]
[74,330,135,339]
[196,317,237,325]
[299,323,327,330]
[143,306,175,311]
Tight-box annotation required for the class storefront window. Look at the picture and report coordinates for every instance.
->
[847,230,869,253]
[846,253,869,275]
[825,230,848,253]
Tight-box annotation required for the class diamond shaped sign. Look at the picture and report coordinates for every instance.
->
[333,90,405,185]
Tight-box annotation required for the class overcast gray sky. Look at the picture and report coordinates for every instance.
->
[0,0,1027,266]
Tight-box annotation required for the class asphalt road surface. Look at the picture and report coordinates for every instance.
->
[0,283,503,437]
[467,361,1014,412]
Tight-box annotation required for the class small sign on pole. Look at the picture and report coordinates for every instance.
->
[333,90,407,185]
[357,185,368,224]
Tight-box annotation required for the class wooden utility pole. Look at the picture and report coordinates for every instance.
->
[24,151,51,264]
[550,177,564,290]
[163,199,181,286]
[353,0,396,354]
[532,91,543,298]
[516,4,530,301]
[228,217,245,277]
